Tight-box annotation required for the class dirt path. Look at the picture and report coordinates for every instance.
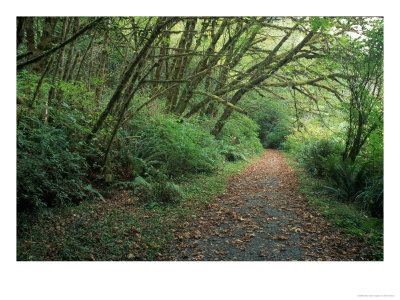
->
[169,149,367,261]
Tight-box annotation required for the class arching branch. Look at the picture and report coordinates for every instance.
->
[192,90,247,115]
[17,17,104,71]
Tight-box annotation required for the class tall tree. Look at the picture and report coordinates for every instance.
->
[338,20,384,161]
[32,17,59,73]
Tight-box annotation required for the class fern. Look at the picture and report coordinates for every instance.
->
[323,158,366,202]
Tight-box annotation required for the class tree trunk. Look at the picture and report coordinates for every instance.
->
[87,17,179,143]
[75,29,96,81]
[32,17,58,73]
[30,55,55,108]
[165,19,193,112]
[17,17,26,50]
[25,17,36,54]
[66,50,80,82]
[212,29,316,136]
[62,18,80,81]
[18,17,103,71]
[211,89,247,136]
[47,18,68,106]
[95,18,111,102]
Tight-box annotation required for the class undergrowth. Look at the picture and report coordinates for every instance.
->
[17,155,257,261]
[282,152,383,260]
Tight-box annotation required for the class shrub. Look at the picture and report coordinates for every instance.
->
[253,109,291,149]
[219,143,246,162]
[113,114,223,179]
[151,181,183,204]
[323,156,366,202]
[132,176,153,201]
[17,70,42,103]
[356,177,383,218]
[132,175,182,204]
[286,129,383,218]
[109,112,262,199]
[218,114,263,161]
[297,138,343,177]
[323,156,383,217]
[17,115,88,211]
[283,119,383,219]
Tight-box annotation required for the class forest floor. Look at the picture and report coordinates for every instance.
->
[17,150,380,261]
[168,149,370,261]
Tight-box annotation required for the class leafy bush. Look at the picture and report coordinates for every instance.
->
[219,143,247,162]
[323,156,383,217]
[286,129,383,218]
[296,138,343,177]
[131,175,182,204]
[17,115,89,211]
[113,114,223,179]
[284,122,383,219]
[252,102,291,149]
[357,125,383,217]
[151,180,183,204]
[56,80,97,113]
[323,156,366,202]
[132,176,153,201]
[108,113,262,205]
[356,177,383,218]
[17,70,41,104]
[218,114,263,161]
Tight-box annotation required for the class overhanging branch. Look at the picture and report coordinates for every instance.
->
[192,90,247,115]
[17,17,104,71]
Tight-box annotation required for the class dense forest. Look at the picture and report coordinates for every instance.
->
[16,16,383,261]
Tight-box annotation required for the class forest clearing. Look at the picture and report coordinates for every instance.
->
[16,16,383,262]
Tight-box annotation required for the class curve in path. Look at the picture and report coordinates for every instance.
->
[170,149,367,261]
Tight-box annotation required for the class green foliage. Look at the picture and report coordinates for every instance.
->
[132,176,153,201]
[133,175,183,205]
[55,80,97,112]
[112,172,183,205]
[358,130,383,218]
[356,176,383,218]
[84,184,105,202]
[112,113,223,179]
[151,180,183,204]
[111,112,263,182]
[331,19,383,161]
[284,153,383,260]
[17,69,41,101]
[364,127,383,169]
[294,138,343,177]
[309,17,334,32]
[323,156,366,202]
[218,114,264,161]
[17,114,89,211]
[284,127,383,218]
[252,101,291,149]
[107,112,262,206]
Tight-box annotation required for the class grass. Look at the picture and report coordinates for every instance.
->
[282,151,383,260]
[17,156,258,261]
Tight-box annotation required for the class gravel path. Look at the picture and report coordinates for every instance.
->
[169,150,367,261]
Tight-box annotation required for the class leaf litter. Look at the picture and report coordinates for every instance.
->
[168,150,369,261]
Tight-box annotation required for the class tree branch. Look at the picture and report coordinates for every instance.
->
[192,90,247,115]
[17,17,104,71]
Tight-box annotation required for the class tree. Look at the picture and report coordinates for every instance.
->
[335,19,383,161]
[17,16,383,169]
